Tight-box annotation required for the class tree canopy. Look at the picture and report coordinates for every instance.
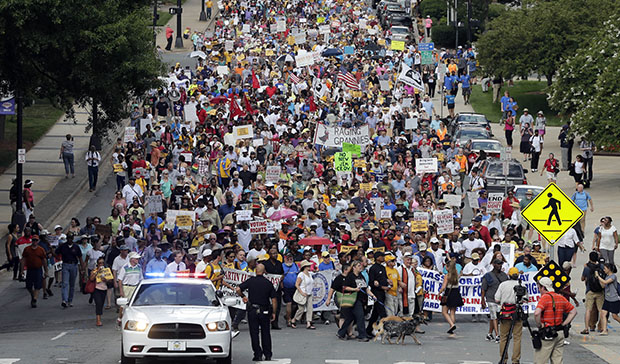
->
[475,0,614,84]
[0,0,164,137]
[547,11,620,147]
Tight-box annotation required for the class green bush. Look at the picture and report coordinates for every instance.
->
[419,0,447,21]
[431,23,468,48]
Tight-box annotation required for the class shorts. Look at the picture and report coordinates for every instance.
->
[448,104,455,110]
[282,287,296,303]
[462,87,471,96]
[537,128,546,136]
[123,285,137,300]
[585,291,604,311]
[26,268,43,290]
[602,299,620,314]
[487,302,500,320]
[546,171,557,181]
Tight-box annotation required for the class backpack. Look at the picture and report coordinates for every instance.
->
[586,263,604,293]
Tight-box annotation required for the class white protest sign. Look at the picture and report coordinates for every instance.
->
[225,40,234,51]
[467,191,480,209]
[380,209,392,219]
[183,103,199,123]
[124,127,136,143]
[145,195,163,215]
[165,210,196,230]
[294,32,307,45]
[233,125,254,140]
[312,270,338,311]
[402,98,412,108]
[277,20,286,32]
[319,25,330,35]
[313,124,371,148]
[216,66,229,75]
[415,158,438,173]
[487,193,504,214]
[405,117,418,130]
[443,194,462,207]
[236,210,252,221]
[265,166,280,184]
[222,268,282,309]
[242,24,250,33]
[249,220,269,234]
[379,80,390,91]
[295,52,315,67]
[434,209,454,235]
[252,138,264,147]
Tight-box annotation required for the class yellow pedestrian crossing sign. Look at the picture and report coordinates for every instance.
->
[520,183,583,245]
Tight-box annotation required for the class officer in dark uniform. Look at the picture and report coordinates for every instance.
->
[365,251,389,336]
[237,263,277,361]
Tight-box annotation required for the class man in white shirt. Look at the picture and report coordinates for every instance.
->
[462,230,486,263]
[164,251,187,277]
[462,252,487,276]
[85,145,102,192]
[529,130,543,172]
[122,177,143,206]
[398,252,418,315]
[556,228,582,267]
[429,237,446,272]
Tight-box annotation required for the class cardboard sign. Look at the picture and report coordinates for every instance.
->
[265,166,280,184]
[402,98,412,108]
[124,127,136,143]
[487,193,504,214]
[334,152,352,171]
[236,210,253,221]
[415,158,438,173]
[467,191,480,209]
[411,212,429,232]
[443,194,462,207]
[145,195,163,215]
[391,40,405,51]
[216,66,229,75]
[434,209,454,235]
[380,209,392,219]
[176,215,193,228]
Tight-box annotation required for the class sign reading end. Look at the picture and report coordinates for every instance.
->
[520,183,583,245]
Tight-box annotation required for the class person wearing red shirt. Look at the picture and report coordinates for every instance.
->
[196,105,208,125]
[501,190,519,219]
[472,215,492,246]
[541,152,560,183]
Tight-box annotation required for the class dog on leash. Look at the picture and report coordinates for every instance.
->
[373,315,412,344]
[392,314,428,345]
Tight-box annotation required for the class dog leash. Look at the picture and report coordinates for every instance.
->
[359,288,396,315]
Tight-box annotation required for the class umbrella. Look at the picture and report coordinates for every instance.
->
[363,43,381,52]
[299,236,332,246]
[210,96,229,104]
[321,48,343,57]
[268,208,298,221]
[189,51,207,59]
[276,54,295,66]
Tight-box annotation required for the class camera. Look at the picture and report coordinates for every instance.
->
[514,279,527,303]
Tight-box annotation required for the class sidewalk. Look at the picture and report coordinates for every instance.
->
[0,108,93,236]
[155,0,220,52]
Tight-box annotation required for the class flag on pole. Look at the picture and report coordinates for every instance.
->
[337,66,360,91]
[308,93,317,112]
[251,70,261,89]
[397,63,424,92]
[242,93,255,115]
[229,95,246,120]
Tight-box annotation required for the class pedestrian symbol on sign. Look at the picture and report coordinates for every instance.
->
[542,193,561,225]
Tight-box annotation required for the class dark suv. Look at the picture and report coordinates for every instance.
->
[482,158,528,193]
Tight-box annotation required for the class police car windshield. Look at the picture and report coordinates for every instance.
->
[132,283,219,307]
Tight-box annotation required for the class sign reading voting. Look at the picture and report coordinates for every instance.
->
[521,183,584,244]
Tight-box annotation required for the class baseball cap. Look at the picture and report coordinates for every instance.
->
[508,267,519,276]
[128,252,141,259]
[321,251,330,257]
[471,252,480,260]
[538,277,554,291]
[54,225,63,231]
[119,245,130,250]
[418,242,427,251]
[384,254,396,262]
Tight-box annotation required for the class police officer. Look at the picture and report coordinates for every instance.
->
[533,277,577,364]
[495,267,527,364]
[365,251,389,337]
[237,263,277,361]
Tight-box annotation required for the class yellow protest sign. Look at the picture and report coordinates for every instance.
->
[317,16,325,24]
[295,189,304,199]
[339,245,356,254]
[265,49,274,56]
[359,182,373,192]
[113,164,124,173]
[520,183,584,244]
[391,40,405,51]
[176,215,193,228]
[411,220,429,232]
[371,247,385,254]
[378,39,386,46]
[237,54,245,61]
[354,159,367,170]
[334,152,352,172]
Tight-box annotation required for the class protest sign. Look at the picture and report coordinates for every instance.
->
[487,193,504,214]
[342,142,361,156]
[225,40,234,51]
[379,80,390,91]
[276,20,286,32]
[344,46,355,55]
[233,125,254,140]
[334,152,352,171]
[216,66,229,75]
[294,33,306,45]
[391,40,405,51]
[95,224,112,238]
[359,182,373,192]
[145,195,163,215]
[443,194,462,207]
[124,127,136,143]
[295,52,315,67]
[139,118,152,134]
[402,98,412,108]
[252,138,264,147]
[175,215,193,228]
[236,210,253,221]
[265,166,280,184]
[415,158,438,173]
[419,268,540,314]
[312,270,339,311]
[405,117,418,130]
[165,210,195,230]
[180,152,193,164]
[242,24,250,33]
[313,124,371,148]
[380,209,392,219]
[411,212,429,232]
[249,220,269,234]
[319,25,330,34]
[467,191,480,209]
[354,159,367,170]
[434,209,454,235]
[222,268,282,309]
[339,245,356,254]
[113,164,124,173]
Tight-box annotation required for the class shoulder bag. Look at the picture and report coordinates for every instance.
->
[293,290,307,305]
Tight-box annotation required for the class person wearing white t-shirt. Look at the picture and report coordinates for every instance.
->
[462,231,486,263]
[462,253,487,276]
[596,217,618,264]
[529,130,543,172]
[429,237,446,272]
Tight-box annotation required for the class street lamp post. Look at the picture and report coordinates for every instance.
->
[153,0,158,47]
[174,0,184,48]
[11,91,25,230]
[200,0,207,21]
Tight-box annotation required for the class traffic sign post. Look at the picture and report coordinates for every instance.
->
[520,183,584,246]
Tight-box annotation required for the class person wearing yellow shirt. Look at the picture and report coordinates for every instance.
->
[385,255,401,315]
[206,0,213,19]
[202,251,224,289]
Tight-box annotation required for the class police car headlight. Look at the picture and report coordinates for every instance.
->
[206,321,229,331]
[125,320,149,331]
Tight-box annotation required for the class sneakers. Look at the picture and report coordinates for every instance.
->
[325,320,330,325]
[61,301,67,308]
[495,336,500,344]
[485,334,494,341]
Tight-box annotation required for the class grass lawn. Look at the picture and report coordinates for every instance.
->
[0,100,64,171]
[469,80,563,126]
[156,11,173,26]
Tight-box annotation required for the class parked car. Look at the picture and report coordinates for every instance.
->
[482,158,528,193]
[451,112,492,136]
[470,139,502,159]
[454,126,491,147]
[389,25,412,42]
[511,184,544,203]
[119,278,237,364]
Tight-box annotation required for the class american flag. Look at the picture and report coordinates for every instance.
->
[337,66,360,91]
[289,72,301,84]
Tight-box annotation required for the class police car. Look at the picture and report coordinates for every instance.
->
[118,278,237,364]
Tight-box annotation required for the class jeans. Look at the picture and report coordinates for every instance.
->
[557,246,575,267]
[62,153,75,175]
[88,165,99,189]
[338,300,367,339]
[116,175,126,192]
[207,7,212,18]
[62,263,78,303]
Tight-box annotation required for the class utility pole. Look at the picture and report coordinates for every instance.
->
[454,0,459,50]
[11,91,25,230]
[200,0,207,21]
[153,0,158,47]
[466,0,472,46]
[174,0,184,48]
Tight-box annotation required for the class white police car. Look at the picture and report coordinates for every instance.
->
[118,278,237,364]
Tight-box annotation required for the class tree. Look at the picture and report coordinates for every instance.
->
[0,0,164,140]
[476,0,614,84]
[548,12,620,147]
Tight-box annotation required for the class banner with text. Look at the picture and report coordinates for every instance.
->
[314,124,371,148]
[222,268,282,309]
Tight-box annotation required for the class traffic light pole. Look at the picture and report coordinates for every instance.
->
[11,91,25,230]
[174,0,184,48]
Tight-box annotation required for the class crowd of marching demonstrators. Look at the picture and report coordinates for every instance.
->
[4,0,620,358]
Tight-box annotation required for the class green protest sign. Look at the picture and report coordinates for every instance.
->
[342,142,361,156]
[334,152,352,171]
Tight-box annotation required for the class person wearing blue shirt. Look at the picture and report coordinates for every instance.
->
[145,248,167,277]
[500,91,511,119]
[444,73,454,94]
[318,252,336,271]
[571,184,593,230]
[514,255,538,273]
[445,94,456,119]
[459,74,471,105]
